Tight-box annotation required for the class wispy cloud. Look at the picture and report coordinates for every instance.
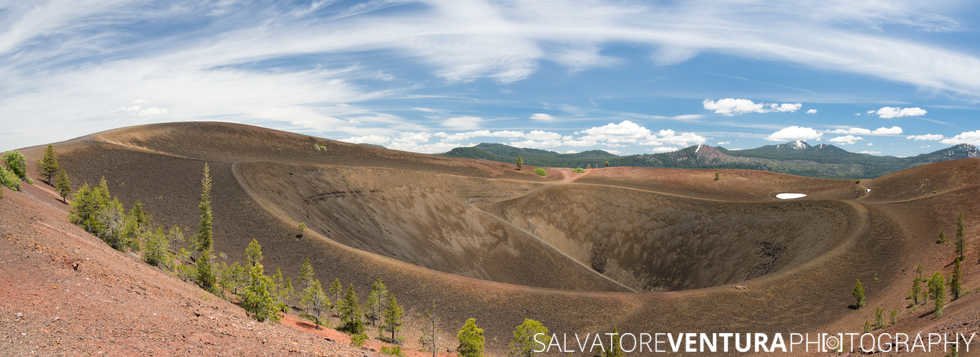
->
[0,0,976,153]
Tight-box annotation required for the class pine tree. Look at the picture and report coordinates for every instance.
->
[299,258,315,288]
[55,169,72,203]
[196,163,213,253]
[195,164,215,290]
[271,267,292,311]
[143,227,170,267]
[245,239,263,268]
[242,262,280,322]
[456,318,485,357]
[852,279,866,309]
[196,248,216,292]
[219,261,248,295]
[69,177,112,234]
[420,301,438,357]
[383,294,403,343]
[873,307,884,330]
[366,278,388,330]
[912,276,922,305]
[122,202,149,251]
[40,145,59,184]
[97,198,126,250]
[929,272,946,318]
[301,278,329,328]
[937,231,946,244]
[509,319,549,357]
[339,284,364,334]
[951,258,962,301]
[168,225,185,254]
[329,278,343,314]
[604,328,624,357]
[515,156,524,170]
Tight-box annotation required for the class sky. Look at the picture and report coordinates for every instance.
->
[1,1,979,157]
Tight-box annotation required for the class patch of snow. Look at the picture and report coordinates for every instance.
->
[695,144,702,153]
[792,140,808,150]
[776,193,807,199]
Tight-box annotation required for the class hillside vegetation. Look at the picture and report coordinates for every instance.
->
[445,142,979,178]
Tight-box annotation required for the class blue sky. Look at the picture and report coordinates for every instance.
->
[1,1,979,156]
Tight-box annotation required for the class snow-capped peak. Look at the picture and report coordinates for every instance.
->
[792,140,809,150]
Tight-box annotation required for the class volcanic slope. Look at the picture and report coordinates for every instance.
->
[13,122,979,354]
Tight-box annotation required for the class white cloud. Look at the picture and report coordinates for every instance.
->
[442,116,482,130]
[872,126,903,135]
[767,126,822,142]
[874,106,927,119]
[670,114,703,120]
[829,135,863,145]
[769,103,802,112]
[906,134,944,141]
[806,108,817,114]
[2,0,979,152]
[529,113,554,121]
[650,146,680,153]
[827,126,902,136]
[703,98,802,115]
[939,130,980,146]
[341,120,705,154]
[342,134,390,146]
[119,100,169,117]
[828,127,870,135]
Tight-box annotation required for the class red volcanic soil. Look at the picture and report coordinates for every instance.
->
[0,184,364,355]
[4,122,979,355]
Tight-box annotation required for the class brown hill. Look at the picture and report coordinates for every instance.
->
[7,122,979,354]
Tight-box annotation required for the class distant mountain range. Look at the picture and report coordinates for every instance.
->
[444,141,979,178]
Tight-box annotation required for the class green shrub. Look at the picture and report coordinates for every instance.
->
[510,319,549,357]
[573,167,585,173]
[852,279,866,309]
[3,151,27,180]
[534,168,547,176]
[456,318,485,357]
[351,333,368,347]
[0,166,21,190]
[380,345,403,356]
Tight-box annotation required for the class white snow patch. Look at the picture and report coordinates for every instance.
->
[695,144,702,153]
[776,193,807,200]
